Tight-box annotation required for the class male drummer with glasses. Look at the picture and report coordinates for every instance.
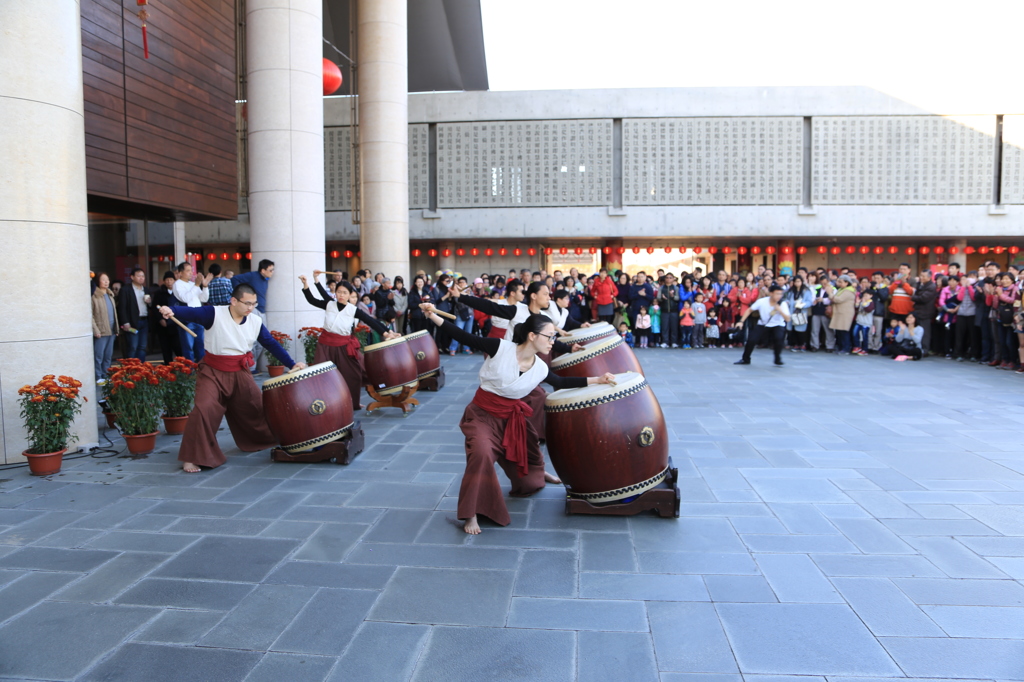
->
[157,283,306,473]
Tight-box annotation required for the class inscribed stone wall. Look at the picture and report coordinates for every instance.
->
[622,118,803,205]
[436,120,613,207]
[1000,115,1024,204]
[812,116,995,204]
[325,124,428,210]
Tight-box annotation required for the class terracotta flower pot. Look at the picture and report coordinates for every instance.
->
[24,449,66,476]
[104,411,117,429]
[162,415,189,435]
[123,431,158,456]
[267,365,286,377]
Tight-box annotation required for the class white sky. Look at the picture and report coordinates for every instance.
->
[481,0,1024,112]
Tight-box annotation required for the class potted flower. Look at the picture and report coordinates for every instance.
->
[17,375,87,476]
[99,379,117,429]
[265,331,292,377]
[105,359,163,455]
[299,327,322,365]
[159,357,198,435]
[354,322,372,348]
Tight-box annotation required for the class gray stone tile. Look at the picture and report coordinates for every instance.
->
[0,546,118,572]
[134,609,225,644]
[879,636,1024,680]
[147,500,247,517]
[0,571,79,621]
[581,532,637,572]
[845,490,919,518]
[894,577,1024,606]
[163,517,272,535]
[659,675,742,682]
[880,518,1002,536]
[922,604,1024,638]
[265,561,396,590]
[55,551,166,603]
[412,511,472,545]
[70,498,160,529]
[637,551,759,575]
[958,536,1024,556]
[811,553,945,578]
[579,631,659,682]
[957,504,1024,536]
[703,575,778,603]
[769,503,839,534]
[234,492,309,519]
[362,509,431,543]
[285,505,383,524]
[85,531,198,553]
[346,482,448,509]
[514,549,577,597]
[470,528,575,549]
[345,542,519,569]
[81,642,261,682]
[370,566,514,626]
[410,626,575,682]
[717,603,902,676]
[528,498,631,531]
[907,535,1009,578]
[259,520,322,540]
[328,622,429,682]
[648,601,737,673]
[114,578,254,610]
[988,555,1024,579]
[272,588,379,655]
[201,584,317,649]
[755,554,843,603]
[293,523,366,562]
[247,653,336,682]
[742,534,858,554]
[830,577,945,636]
[0,602,157,681]
[21,483,140,511]
[152,536,298,582]
[507,597,647,631]
[829,517,915,554]
[580,572,708,601]
[209,476,281,503]
[631,517,747,553]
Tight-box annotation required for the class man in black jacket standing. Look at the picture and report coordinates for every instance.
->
[911,269,937,354]
[116,268,152,360]
[151,271,182,364]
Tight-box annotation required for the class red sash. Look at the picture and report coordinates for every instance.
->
[472,388,534,477]
[318,330,361,358]
[203,351,254,372]
[486,325,507,339]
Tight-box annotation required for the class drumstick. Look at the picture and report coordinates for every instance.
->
[168,315,197,338]
[428,310,457,321]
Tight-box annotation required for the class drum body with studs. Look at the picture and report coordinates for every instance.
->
[262,361,354,454]
[362,336,418,395]
[405,330,440,379]
[545,372,668,502]
[561,322,616,347]
[549,334,643,378]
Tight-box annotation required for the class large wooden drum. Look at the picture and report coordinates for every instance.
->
[262,361,354,454]
[561,322,616,347]
[549,335,643,378]
[363,336,418,395]
[545,371,669,502]
[405,330,440,379]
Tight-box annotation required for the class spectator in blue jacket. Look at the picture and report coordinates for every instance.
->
[231,259,275,314]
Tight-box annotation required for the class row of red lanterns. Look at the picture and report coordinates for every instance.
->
[330,250,360,259]
[410,245,1022,258]
[152,252,253,262]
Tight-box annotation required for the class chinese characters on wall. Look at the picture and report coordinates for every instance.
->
[324,124,429,210]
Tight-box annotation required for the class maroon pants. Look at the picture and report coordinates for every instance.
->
[457,401,547,526]
[313,343,366,409]
[523,385,547,439]
[179,364,277,468]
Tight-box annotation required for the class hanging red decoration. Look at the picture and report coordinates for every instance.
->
[357,251,361,257]
[471,247,480,256]
[738,246,748,255]
[344,250,353,259]
[485,248,494,257]
[978,245,990,254]
[590,247,598,255]
[527,247,536,257]
[796,246,807,255]
[632,247,641,254]
[845,246,856,255]
[964,246,975,254]
[1010,246,1021,255]
[679,247,688,254]
[664,247,672,254]
[766,246,776,255]
[873,246,884,255]
[195,253,202,261]
[602,246,612,255]
[559,247,568,255]
[411,249,421,257]
[905,247,916,255]
[722,246,732,254]
[709,246,718,255]
[246,252,252,260]
[208,253,217,261]
[323,59,343,96]
[934,246,945,254]
[576,247,584,255]
[693,247,703,254]
[616,246,625,255]
[830,246,841,255]
[443,248,452,258]
[994,246,1005,254]
[859,246,870,255]
[888,246,899,255]
[428,249,438,258]
[234,252,242,261]
[456,248,465,256]
[949,246,959,254]
[137,0,151,59]
[751,246,762,255]
[330,250,340,259]
[544,247,552,256]
[646,247,654,255]
[919,246,930,255]
[817,246,827,254]
[498,247,507,256]
[513,248,522,257]
[782,246,793,255]
[220,252,228,261]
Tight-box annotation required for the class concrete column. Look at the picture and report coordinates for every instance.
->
[950,239,968,269]
[439,241,456,272]
[0,1,97,462]
[246,0,325,340]
[358,0,409,285]
[173,221,186,264]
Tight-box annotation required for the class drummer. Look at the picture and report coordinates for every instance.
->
[301,272,399,410]
[552,289,590,334]
[157,283,306,473]
[486,280,522,339]
[420,302,615,534]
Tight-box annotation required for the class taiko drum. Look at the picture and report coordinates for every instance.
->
[545,372,669,502]
[560,322,616,347]
[549,335,643,379]
[262,361,353,454]
[404,330,440,379]
[362,336,419,395]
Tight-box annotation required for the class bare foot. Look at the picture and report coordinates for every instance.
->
[463,515,481,535]
[544,471,561,484]
[182,462,200,473]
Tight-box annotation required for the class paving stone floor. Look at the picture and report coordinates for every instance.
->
[1,348,1024,681]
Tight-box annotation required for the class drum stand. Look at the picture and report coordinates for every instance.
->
[418,366,445,392]
[563,458,680,518]
[364,384,419,416]
[271,421,365,465]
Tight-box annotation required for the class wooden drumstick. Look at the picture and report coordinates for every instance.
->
[427,309,457,321]
[168,315,198,338]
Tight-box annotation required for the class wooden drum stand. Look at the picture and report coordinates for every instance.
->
[564,457,681,518]
[417,366,445,392]
[271,421,365,465]
[365,383,419,415]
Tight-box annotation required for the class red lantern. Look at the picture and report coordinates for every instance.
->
[934,246,945,255]
[1010,246,1021,255]
[485,248,494,257]
[527,248,536,257]
[919,246,930,255]
[830,246,841,255]
[195,253,202,261]
[456,248,465,256]
[978,245,990,254]
[632,247,640,254]
[845,246,855,255]
[766,246,776,255]
[722,246,732,254]
[888,246,899,255]
[738,246,748,255]
[645,247,653,255]
[234,252,242,261]
[602,246,612,255]
[590,247,598,255]
[331,250,339,259]
[208,253,217,261]
[994,246,1005,254]
[544,247,552,256]
[559,247,568,255]
[664,247,672,254]
[817,246,827,255]
[616,247,625,255]
[859,246,870,255]
[782,246,793,255]
[497,247,505,256]
[949,246,959,254]
[357,251,360,258]
[323,59,343,96]
[344,250,353,259]
[873,246,884,255]
[905,247,916,255]
[428,249,438,258]
[576,247,584,255]
[513,248,522,257]
[964,246,975,254]
[471,248,480,256]
[693,247,703,254]
[679,247,688,253]
[411,249,421,257]
[443,248,452,258]
[709,246,718,255]
[246,252,252,260]
[751,246,761,255]
[796,246,807,255]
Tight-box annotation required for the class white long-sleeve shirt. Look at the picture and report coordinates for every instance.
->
[173,279,209,308]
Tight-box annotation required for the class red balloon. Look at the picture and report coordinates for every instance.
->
[323,59,343,96]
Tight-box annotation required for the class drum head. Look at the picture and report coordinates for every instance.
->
[404,330,430,341]
[363,336,408,352]
[550,335,622,370]
[561,322,615,344]
[261,361,337,391]
[545,371,647,411]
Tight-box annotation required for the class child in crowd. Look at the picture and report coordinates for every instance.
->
[679,300,695,348]
[692,293,707,349]
[705,309,720,347]
[650,302,662,347]
[358,293,375,318]
[618,322,634,348]
[634,306,652,348]
[718,299,736,346]
[852,279,874,355]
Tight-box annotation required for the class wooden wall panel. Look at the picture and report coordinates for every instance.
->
[82,0,237,220]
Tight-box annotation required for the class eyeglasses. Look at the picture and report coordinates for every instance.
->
[236,300,257,308]
[536,332,557,341]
